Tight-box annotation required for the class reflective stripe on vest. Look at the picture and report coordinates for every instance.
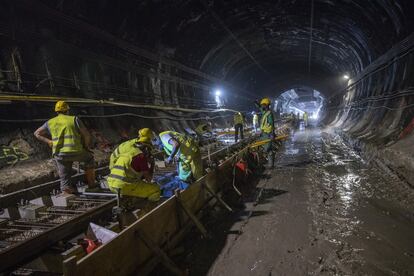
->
[159,131,185,154]
[110,139,139,160]
[159,131,198,158]
[260,111,273,134]
[48,114,83,155]
[107,149,143,188]
[234,114,243,124]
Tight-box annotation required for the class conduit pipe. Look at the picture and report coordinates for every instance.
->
[0,94,240,114]
[0,113,234,123]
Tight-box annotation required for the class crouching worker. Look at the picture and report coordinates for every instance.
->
[195,122,212,138]
[107,128,160,204]
[34,101,97,194]
[158,131,203,183]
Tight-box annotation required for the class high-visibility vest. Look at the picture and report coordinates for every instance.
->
[159,131,198,158]
[107,149,143,188]
[234,114,243,125]
[195,124,209,135]
[48,114,83,155]
[253,114,259,125]
[109,139,140,169]
[260,111,273,134]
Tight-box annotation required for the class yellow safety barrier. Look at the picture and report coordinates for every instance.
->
[249,134,289,148]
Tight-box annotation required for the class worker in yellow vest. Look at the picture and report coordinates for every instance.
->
[303,112,309,128]
[253,112,259,132]
[234,112,245,142]
[194,122,212,138]
[107,128,160,201]
[157,131,203,182]
[255,97,275,168]
[109,128,154,170]
[34,101,97,194]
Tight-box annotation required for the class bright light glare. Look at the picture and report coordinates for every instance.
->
[343,74,350,80]
[215,90,221,96]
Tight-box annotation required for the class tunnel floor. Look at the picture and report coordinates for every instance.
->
[183,126,414,276]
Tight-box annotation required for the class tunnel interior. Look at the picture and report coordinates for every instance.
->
[0,0,414,275]
[275,87,324,120]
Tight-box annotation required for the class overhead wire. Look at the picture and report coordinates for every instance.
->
[0,112,233,123]
[0,94,240,113]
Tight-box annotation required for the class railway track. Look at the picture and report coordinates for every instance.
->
[0,134,253,273]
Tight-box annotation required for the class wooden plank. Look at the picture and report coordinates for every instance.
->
[74,198,180,275]
[73,144,251,275]
[203,183,232,212]
[62,256,77,276]
[135,230,184,276]
[174,190,208,238]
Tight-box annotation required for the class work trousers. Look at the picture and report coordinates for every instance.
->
[235,123,244,142]
[178,151,203,182]
[260,132,275,167]
[54,151,94,191]
[253,123,258,133]
[109,181,161,202]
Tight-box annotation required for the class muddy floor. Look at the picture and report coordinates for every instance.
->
[176,127,414,276]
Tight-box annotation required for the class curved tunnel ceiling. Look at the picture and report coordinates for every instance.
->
[42,0,414,99]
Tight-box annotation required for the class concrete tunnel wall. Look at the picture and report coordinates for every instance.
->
[0,0,414,188]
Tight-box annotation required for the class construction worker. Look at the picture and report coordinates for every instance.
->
[157,131,203,182]
[107,128,160,201]
[255,97,275,168]
[303,111,309,128]
[296,112,300,129]
[252,112,259,133]
[109,128,154,170]
[34,101,97,194]
[234,112,244,142]
[194,122,212,138]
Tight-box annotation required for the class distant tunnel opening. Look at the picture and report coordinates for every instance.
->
[275,87,325,122]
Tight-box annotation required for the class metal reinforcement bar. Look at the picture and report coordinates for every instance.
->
[0,198,116,272]
[62,141,253,275]
[0,139,237,209]
[0,167,109,209]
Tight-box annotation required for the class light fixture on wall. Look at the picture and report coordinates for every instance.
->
[343,74,350,80]
[215,89,222,96]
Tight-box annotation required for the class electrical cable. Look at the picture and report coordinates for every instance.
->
[0,112,234,123]
[0,94,240,114]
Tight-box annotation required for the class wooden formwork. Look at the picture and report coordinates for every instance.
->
[63,144,248,276]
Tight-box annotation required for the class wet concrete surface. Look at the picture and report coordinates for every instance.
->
[183,127,414,275]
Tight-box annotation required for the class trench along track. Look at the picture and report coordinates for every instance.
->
[0,134,255,273]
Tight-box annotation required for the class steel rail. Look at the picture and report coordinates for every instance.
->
[0,167,109,209]
[0,198,116,272]
[0,137,255,273]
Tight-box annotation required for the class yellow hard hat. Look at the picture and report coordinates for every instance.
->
[137,128,153,144]
[260,98,271,106]
[55,101,69,112]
